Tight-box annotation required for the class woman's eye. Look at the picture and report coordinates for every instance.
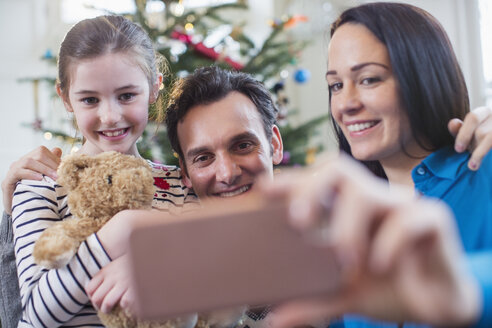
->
[361,77,381,85]
[119,93,135,101]
[328,82,343,92]
[82,97,98,105]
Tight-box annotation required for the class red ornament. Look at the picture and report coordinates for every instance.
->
[171,30,244,70]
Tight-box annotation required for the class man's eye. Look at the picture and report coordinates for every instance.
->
[194,155,210,163]
[82,97,98,105]
[237,142,253,151]
[119,93,135,101]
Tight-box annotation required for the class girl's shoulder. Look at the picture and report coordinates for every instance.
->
[16,176,65,196]
[13,176,70,217]
[146,161,199,212]
[147,161,182,179]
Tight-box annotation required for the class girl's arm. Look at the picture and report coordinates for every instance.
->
[12,179,110,328]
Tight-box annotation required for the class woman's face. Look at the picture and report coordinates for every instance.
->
[327,23,417,164]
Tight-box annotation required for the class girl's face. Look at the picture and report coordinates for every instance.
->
[63,52,158,156]
[327,23,418,165]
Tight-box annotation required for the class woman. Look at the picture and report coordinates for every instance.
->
[266,2,491,328]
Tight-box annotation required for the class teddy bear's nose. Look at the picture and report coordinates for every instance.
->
[107,175,112,185]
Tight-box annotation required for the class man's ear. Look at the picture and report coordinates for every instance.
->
[56,83,73,112]
[271,125,284,165]
[150,73,163,104]
[179,157,193,189]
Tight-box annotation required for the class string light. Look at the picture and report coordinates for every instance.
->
[185,23,194,31]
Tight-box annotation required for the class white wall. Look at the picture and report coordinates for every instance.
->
[0,0,486,214]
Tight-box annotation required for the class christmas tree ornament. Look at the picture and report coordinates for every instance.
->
[294,68,311,84]
[305,147,317,165]
[284,15,309,29]
[42,49,54,59]
[281,151,291,165]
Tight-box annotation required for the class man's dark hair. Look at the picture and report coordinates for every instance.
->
[330,2,469,178]
[165,66,278,159]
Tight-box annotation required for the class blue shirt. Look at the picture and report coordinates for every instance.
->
[341,147,492,328]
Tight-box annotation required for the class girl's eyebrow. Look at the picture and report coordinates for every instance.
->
[74,84,141,94]
[326,62,390,77]
[74,89,97,95]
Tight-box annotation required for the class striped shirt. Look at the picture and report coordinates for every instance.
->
[11,161,198,328]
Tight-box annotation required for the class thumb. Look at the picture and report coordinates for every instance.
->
[447,118,463,138]
[51,147,63,160]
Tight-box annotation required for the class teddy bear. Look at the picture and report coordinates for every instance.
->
[32,151,200,328]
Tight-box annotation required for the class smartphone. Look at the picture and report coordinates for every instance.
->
[127,198,341,321]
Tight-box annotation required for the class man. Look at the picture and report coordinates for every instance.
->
[164,66,284,326]
[165,66,283,201]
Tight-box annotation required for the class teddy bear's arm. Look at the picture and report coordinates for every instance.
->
[33,217,105,269]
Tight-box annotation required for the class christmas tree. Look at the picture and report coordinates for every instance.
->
[24,0,329,166]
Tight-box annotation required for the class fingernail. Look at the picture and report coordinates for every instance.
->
[455,142,465,152]
[469,160,478,171]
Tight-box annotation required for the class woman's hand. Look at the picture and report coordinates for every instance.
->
[449,106,492,170]
[2,146,62,214]
[261,154,481,327]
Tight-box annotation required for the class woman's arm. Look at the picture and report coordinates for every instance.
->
[262,154,482,327]
[2,146,61,214]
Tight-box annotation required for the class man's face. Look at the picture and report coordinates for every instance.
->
[177,91,283,201]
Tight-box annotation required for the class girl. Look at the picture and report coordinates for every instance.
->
[8,15,197,327]
[266,2,492,328]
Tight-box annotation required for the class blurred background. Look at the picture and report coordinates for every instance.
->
[0,0,491,214]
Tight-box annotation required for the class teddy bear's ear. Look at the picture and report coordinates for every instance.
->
[57,154,92,190]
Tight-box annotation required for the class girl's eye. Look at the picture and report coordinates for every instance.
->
[82,97,98,105]
[119,93,135,101]
[328,82,343,93]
